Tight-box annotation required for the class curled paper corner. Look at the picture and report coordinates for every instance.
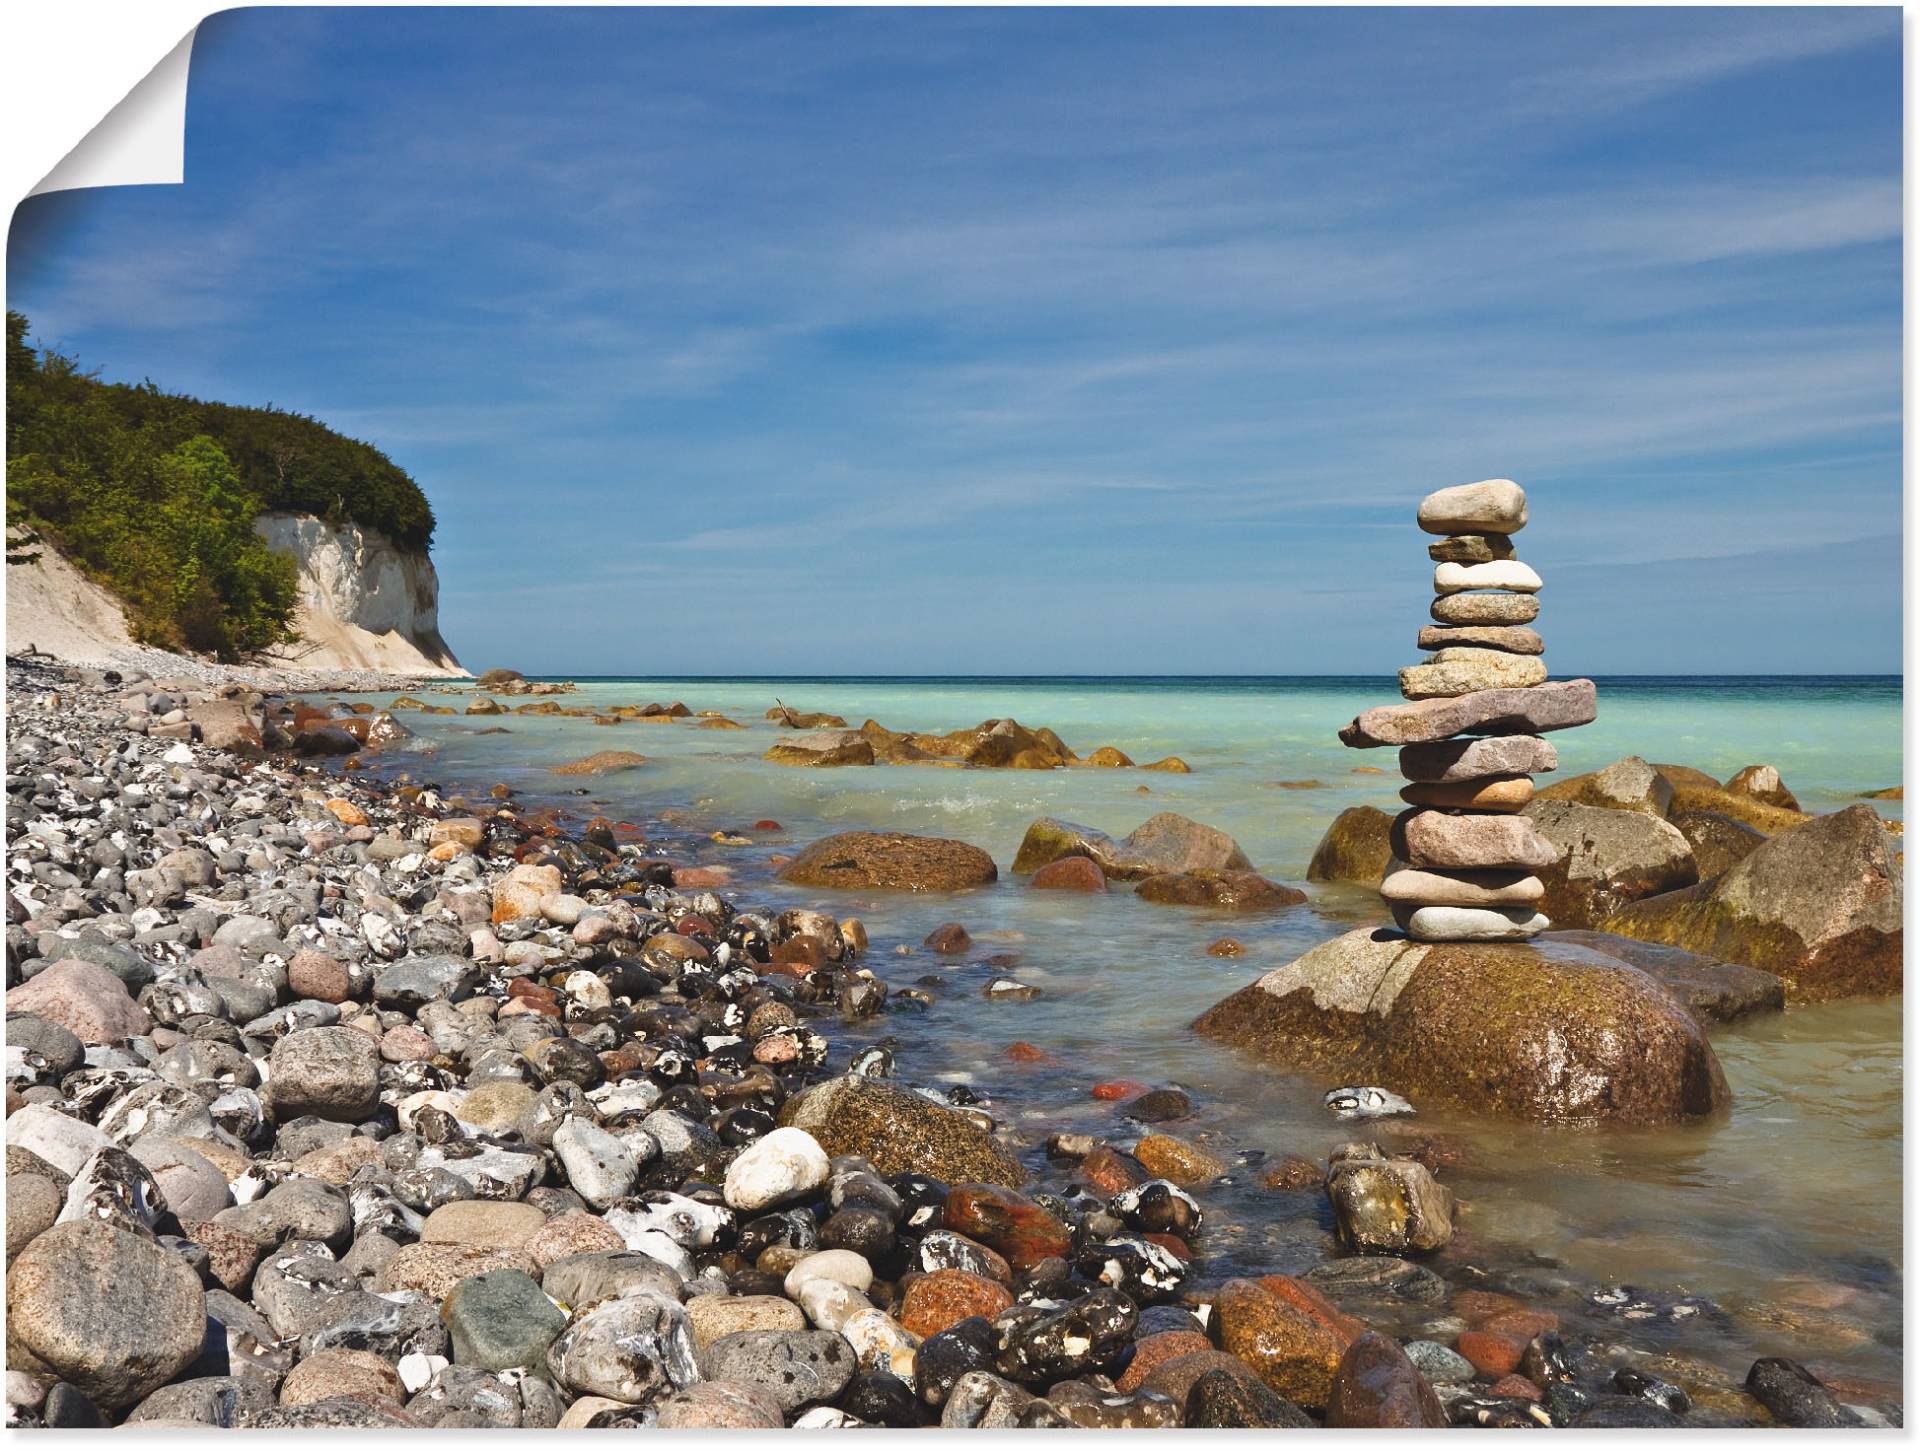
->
[29,28,197,198]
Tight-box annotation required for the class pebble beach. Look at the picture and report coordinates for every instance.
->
[2,483,1903,1430]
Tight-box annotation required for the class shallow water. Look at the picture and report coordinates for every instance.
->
[357,674,1903,1389]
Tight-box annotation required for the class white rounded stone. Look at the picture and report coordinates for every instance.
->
[1394,904,1550,941]
[722,1126,830,1212]
[1433,560,1542,595]
[783,1247,875,1298]
[553,1117,642,1209]
[1417,478,1528,536]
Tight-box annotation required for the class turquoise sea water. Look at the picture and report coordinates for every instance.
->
[358,674,1902,1389]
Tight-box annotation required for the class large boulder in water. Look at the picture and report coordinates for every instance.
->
[1012,813,1252,882]
[1192,928,1728,1125]
[1520,800,1697,929]
[781,1074,1025,1187]
[1136,871,1307,913]
[1545,930,1784,1026]
[1652,765,1810,834]
[1305,807,1394,886]
[1598,804,1900,1001]
[779,831,997,892]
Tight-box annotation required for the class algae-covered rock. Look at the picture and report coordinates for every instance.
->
[779,832,997,892]
[1192,928,1728,1125]
[1545,930,1784,1025]
[1521,800,1697,928]
[1533,755,1672,817]
[1599,804,1900,1001]
[781,1074,1025,1187]
[1012,813,1251,882]
[1298,805,1388,887]
[1668,810,1767,880]
[1135,871,1307,913]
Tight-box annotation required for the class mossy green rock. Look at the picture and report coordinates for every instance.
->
[1304,806,1394,886]
[443,1269,567,1370]
[781,1074,1026,1187]
[1193,928,1728,1125]
[1599,804,1900,1002]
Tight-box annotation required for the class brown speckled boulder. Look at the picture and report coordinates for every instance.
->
[779,831,997,892]
[1135,871,1307,912]
[1304,806,1394,886]
[1600,804,1900,1001]
[781,1073,1025,1187]
[1192,928,1728,1125]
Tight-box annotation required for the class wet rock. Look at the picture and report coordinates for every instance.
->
[943,1184,1070,1267]
[1725,764,1801,812]
[779,832,997,892]
[1012,812,1252,882]
[6,1221,205,1409]
[994,1288,1135,1382]
[1029,856,1106,892]
[900,1269,1013,1338]
[923,922,972,954]
[1047,1381,1181,1428]
[914,1316,998,1407]
[1193,928,1729,1125]
[1601,805,1901,1001]
[1214,1276,1357,1409]
[1404,1339,1475,1383]
[782,1074,1025,1187]
[1326,1149,1455,1252]
[1135,870,1307,912]
[1325,1330,1448,1426]
[1745,1357,1863,1428]
[1305,806,1395,885]
[1132,1133,1225,1186]
[1548,930,1784,1025]
[1185,1365,1315,1427]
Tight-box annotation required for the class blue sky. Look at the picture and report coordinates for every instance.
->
[8,7,1901,675]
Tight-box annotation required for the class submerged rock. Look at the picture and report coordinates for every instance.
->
[782,1074,1025,1187]
[1192,928,1729,1125]
[1134,870,1307,912]
[1305,806,1394,886]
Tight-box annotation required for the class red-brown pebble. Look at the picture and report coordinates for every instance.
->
[1076,1147,1150,1196]
[899,1269,1014,1337]
[1091,1080,1148,1101]
[1004,1042,1053,1065]
[1206,937,1245,957]
[1488,1374,1541,1401]
[1030,856,1107,892]
[1455,1330,1527,1379]
[1116,1331,1215,1393]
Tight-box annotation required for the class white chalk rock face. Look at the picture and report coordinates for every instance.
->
[723,1126,831,1212]
[1393,904,1550,941]
[1417,478,1529,536]
[1433,560,1543,596]
[253,512,462,675]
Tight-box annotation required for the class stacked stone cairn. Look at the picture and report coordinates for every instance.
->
[1338,479,1598,943]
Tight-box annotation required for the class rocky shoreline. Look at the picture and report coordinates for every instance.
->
[2,659,1897,1430]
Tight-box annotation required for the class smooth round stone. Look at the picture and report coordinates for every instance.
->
[723,1127,830,1213]
[698,1330,857,1415]
[421,1200,548,1249]
[1403,1340,1476,1384]
[443,1269,568,1370]
[1417,478,1528,536]
[784,1248,874,1297]
[1416,623,1542,655]
[1399,776,1535,812]
[552,1118,641,1210]
[1380,866,1545,908]
[1393,904,1549,941]
[686,1294,807,1348]
[1430,592,1539,625]
[1399,650,1547,700]
[1391,809,1557,871]
[1433,560,1542,595]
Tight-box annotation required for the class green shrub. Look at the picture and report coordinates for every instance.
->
[6,311,433,659]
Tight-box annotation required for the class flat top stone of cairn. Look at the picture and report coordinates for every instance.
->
[1417,478,1527,536]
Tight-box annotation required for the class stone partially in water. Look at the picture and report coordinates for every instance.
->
[1134,871,1307,912]
[1325,1150,1455,1252]
[1600,805,1900,1001]
[1305,806,1394,885]
[1325,1331,1449,1427]
[782,1074,1026,1187]
[1522,801,1698,929]
[1341,680,1595,748]
[1192,928,1729,1125]
[1546,931,1784,1025]
[1417,479,1528,536]
[1213,1277,1356,1409]
[1724,764,1801,812]
[1011,813,1252,882]
[780,832,998,892]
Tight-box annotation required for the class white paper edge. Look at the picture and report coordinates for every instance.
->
[28,26,197,198]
